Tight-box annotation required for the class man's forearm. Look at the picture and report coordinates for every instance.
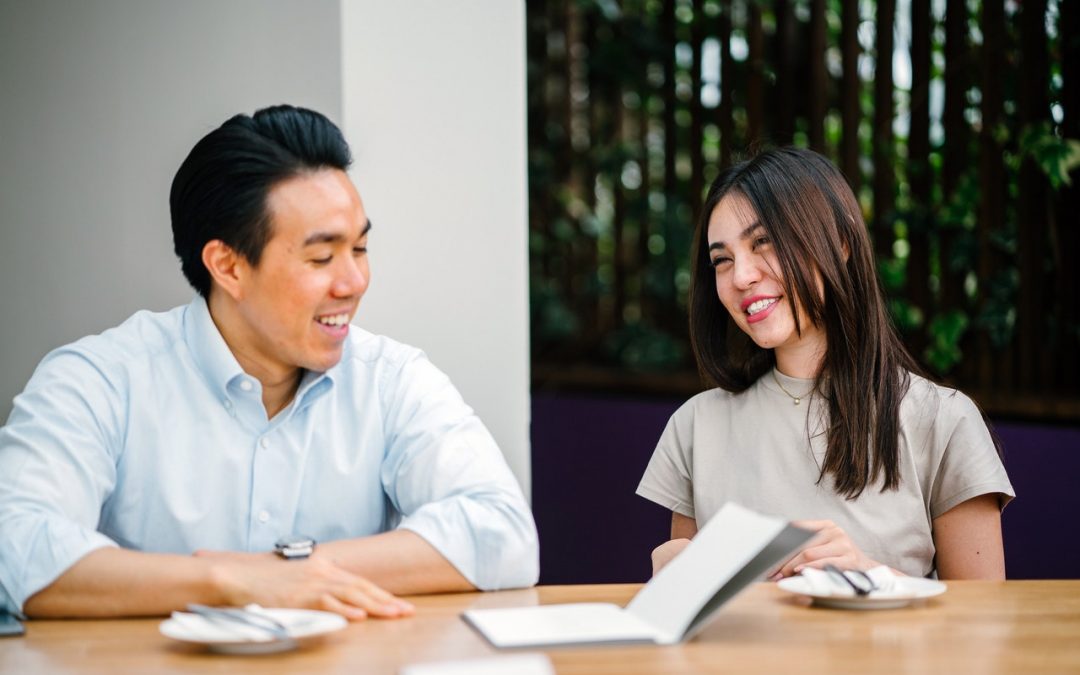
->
[23,531,474,619]
[22,547,223,618]
[317,529,475,594]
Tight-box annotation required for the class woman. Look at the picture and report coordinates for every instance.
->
[637,147,1013,580]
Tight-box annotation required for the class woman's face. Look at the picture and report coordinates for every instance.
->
[706,193,826,372]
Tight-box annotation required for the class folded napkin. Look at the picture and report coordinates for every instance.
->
[798,566,913,598]
[168,604,291,642]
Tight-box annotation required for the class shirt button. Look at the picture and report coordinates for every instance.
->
[259,437,269,449]
[223,399,233,409]
[240,379,254,392]
[257,510,270,523]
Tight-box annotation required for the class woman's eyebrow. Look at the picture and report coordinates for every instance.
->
[708,222,762,251]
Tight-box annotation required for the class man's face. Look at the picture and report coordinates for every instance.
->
[231,169,370,378]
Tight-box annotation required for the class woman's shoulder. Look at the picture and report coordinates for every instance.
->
[666,383,762,433]
[676,386,743,413]
[901,372,984,428]
[655,386,745,454]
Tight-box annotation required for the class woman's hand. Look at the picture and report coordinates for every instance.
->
[650,538,692,576]
[650,512,699,576]
[767,520,883,581]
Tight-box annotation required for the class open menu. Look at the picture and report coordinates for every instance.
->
[463,502,813,647]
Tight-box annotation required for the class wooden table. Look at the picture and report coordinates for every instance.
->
[3,581,1079,673]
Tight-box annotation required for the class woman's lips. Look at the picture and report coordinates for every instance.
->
[743,296,780,324]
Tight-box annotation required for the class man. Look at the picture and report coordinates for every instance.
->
[0,105,538,619]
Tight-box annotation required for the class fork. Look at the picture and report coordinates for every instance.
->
[186,604,296,645]
[823,565,877,596]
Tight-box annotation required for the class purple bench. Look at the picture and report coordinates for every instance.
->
[531,392,1080,582]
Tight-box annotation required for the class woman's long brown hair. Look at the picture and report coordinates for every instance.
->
[688,147,919,499]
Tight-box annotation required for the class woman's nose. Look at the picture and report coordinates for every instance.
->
[732,256,762,289]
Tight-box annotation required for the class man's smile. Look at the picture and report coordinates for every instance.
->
[316,312,352,327]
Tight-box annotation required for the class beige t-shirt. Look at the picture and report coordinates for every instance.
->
[636,369,1015,576]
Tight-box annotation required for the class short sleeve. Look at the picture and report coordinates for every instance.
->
[636,400,696,519]
[928,391,1015,519]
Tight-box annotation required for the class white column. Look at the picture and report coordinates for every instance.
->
[340,1,532,495]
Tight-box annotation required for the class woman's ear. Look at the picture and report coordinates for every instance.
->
[201,239,246,301]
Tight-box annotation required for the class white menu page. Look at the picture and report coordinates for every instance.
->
[463,503,813,648]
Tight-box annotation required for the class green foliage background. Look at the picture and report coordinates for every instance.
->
[527,0,1079,412]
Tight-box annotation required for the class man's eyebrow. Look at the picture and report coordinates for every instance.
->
[708,221,762,252]
[302,220,372,247]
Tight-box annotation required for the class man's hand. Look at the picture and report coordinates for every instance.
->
[766,519,882,581]
[194,549,414,620]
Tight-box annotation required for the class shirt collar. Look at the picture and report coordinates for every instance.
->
[182,294,338,407]
[183,295,246,402]
[298,334,346,409]
[296,367,334,411]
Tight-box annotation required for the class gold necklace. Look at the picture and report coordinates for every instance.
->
[772,370,813,405]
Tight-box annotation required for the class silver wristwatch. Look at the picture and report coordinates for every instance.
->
[274,535,316,560]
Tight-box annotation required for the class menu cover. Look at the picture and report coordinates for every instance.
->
[463,503,813,648]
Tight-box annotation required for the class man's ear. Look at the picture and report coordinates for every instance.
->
[202,240,247,301]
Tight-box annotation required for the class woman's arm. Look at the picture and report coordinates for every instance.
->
[671,512,698,539]
[769,496,1005,580]
[932,493,1006,579]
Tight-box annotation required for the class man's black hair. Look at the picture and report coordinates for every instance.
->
[170,104,352,298]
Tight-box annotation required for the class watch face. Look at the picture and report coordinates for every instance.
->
[274,535,316,559]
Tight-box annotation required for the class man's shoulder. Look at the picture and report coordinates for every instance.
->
[332,329,451,405]
[46,305,187,369]
[339,327,425,372]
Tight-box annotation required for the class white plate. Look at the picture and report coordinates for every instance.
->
[160,607,347,654]
[777,576,947,610]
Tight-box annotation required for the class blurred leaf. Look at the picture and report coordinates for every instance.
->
[889,298,924,333]
[878,257,905,291]
[1019,123,1080,189]
[924,310,969,374]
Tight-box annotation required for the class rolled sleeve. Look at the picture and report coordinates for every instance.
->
[379,351,538,590]
[0,515,118,614]
[0,350,123,613]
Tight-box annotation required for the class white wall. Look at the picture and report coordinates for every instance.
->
[0,0,531,495]
[341,1,531,494]
[0,0,339,410]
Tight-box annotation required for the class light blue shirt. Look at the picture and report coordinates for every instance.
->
[0,296,538,613]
